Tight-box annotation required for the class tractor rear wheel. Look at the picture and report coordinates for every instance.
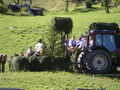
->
[85,50,112,74]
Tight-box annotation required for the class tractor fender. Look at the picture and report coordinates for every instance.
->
[89,46,110,54]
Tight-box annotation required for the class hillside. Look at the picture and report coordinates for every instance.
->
[3,0,76,11]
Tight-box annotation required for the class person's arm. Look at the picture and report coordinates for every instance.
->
[41,43,44,48]
[68,40,72,47]
[35,44,37,50]
[78,41,82,49]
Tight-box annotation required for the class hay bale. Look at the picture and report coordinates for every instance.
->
[53,57,71,71]
[9,56,29,72]
[9,55,71,72]
[28,56,41,71]
[89,22,120,32]
[51,17,73,34]
[39,56,53,71]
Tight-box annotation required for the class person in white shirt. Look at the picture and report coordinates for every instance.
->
[68,36,77,47]
[35,39,44,56]
[68,36,77,52]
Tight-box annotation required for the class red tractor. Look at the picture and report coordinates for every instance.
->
[74,30,120,73]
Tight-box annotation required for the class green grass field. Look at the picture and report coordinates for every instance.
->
[0,5,120,90]
[0,72,120,90]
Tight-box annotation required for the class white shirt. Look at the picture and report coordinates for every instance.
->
[77,41,82,49]
[27,49,32,54]
[35,43,43,52]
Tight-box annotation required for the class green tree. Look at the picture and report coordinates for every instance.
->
[104,0,110,13]
[29,0,32,5]
[50,17,73,57]
[65,0,69,12]
[0,0,4,5]
[101,0,110,13]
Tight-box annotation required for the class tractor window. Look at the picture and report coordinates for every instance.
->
[103,35,116,51]
[95,34,102,46]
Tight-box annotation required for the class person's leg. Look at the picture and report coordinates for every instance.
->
[75,49,81,61]
[2,62,5,73]
[0,62,1,73]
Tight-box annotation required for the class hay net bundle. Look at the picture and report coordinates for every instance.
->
[9,55,71,72]
[51,17,73,34]
[89,22,120,33]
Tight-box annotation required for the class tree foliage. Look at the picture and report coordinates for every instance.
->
[0,0,4,5]
[51,17,73,57]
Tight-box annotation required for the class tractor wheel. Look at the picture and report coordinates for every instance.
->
[85,50,112,74]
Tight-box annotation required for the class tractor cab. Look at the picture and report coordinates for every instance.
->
[88,30,117,57]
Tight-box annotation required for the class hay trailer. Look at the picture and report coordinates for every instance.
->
[74,22,120,74]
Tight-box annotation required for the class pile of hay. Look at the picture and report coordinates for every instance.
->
[89,22,120,32]
[51,17,73,34]
[9,56,71,72]
[9,56,29,72]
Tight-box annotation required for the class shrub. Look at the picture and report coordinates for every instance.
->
[0,4,7,13]
[0,0,4,5]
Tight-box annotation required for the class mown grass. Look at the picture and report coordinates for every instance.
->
[0,71,120,90]
[0,5,120,90]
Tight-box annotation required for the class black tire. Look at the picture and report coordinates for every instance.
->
[85,50,112,74]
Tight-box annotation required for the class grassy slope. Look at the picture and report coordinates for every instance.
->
[0,5,120,90]
[4,0,66,11]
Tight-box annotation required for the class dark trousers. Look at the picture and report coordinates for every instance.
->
[0,62,5,73]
